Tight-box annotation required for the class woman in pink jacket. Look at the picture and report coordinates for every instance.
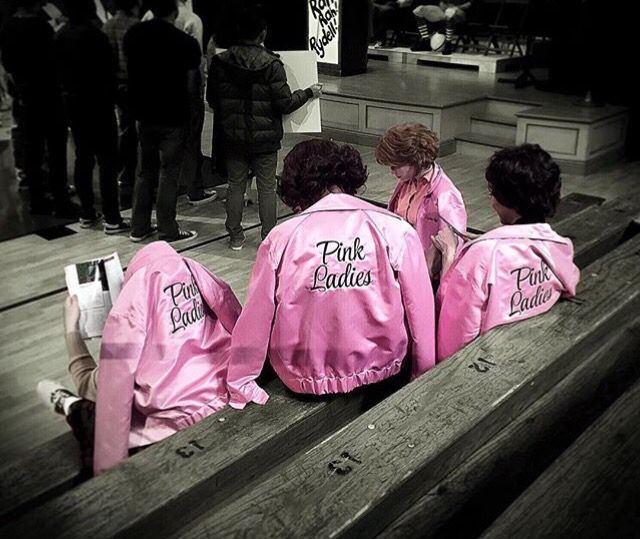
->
[433,144,580,362]
[376,122,468,280]
[38,241,241,475]
[226,139,436,408]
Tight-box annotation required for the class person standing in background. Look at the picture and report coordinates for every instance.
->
[142,0,215,205]
[125,0,202,243]
[102,0,141,203]
[206,2,321,250]
[54,0,129,233]
[0,0,78,217]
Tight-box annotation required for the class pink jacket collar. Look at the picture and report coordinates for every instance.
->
[303,192,401,218]
[464,223,568,247]
[388,163,445,208]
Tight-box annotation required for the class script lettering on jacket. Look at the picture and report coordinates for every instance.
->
[311,237,373,292]
[163,278,205,334]
[308,0,338,59]
[509,259,554,317]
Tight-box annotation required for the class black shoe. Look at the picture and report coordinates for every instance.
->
[129,225,158,243]
[442,40,454,55]
[162,229,198,243]
[187,190,217,206]
[411,39,432,52]
[79,212,103,229]
[104,219,131,235]
[29,198,54,215]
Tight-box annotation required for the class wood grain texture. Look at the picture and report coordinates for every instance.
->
[378,321,640,538]
[173,234,640,539]
[481,379,640,539]
[0,433,81,523]
[1,377,395,539]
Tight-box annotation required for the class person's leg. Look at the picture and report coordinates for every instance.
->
[22,101,49,213]
[443,8,466,55]
[131,122,159,237]
[156,125,186,239]
[37,380,94,477]
[65,399,96,476]
[94,105,124,227]
[45,102,76,215]
[67,100,98,222]
[224,152,250,246]
[183,100,210,201]
[11,96,27,188]
[251,151,278,240]
[115,85,138,188]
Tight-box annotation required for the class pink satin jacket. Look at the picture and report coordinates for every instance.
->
[437,223,580,362]
[94,241,241,474]
[226,194,436,408]
[388,164,468,253]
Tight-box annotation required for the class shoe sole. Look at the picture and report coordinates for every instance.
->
[129,230,157,242]
[105,227,131,235]
[187,195,217,206]
[230,244,244,251]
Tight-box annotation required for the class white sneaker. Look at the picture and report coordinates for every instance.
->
[37,380,80,416]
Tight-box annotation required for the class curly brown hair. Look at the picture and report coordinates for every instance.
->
[486,144,562,223]
[279,139,368,211]
[375,123,440,170]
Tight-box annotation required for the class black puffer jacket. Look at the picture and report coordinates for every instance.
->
[206,44,312,153]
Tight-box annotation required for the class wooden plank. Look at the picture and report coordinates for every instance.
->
[0,434,81,523]
[0,376,404,538]
[554,188,640,268]
[481,379,640,539]
[550,192,604,223]
[378,319,640,538]
[170,233,640,538]
[0,195,628,527]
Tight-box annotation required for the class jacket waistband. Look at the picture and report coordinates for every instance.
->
[276,358,405,395]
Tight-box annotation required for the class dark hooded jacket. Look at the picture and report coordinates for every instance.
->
[206,44,312,154]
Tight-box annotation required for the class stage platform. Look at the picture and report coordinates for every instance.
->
[309,60,629,175]
[367,45,523,74]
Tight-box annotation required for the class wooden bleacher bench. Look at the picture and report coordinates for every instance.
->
[1,191,639,537]
[481,378,640,539]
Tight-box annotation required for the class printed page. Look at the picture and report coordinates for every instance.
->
[64,253,123,339]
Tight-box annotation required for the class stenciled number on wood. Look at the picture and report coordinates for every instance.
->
[175,440,206,458]
[328,451,362,475]
[468,357,497,373]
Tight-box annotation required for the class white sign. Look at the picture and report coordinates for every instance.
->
[308,0,339,65]
[279,51,321,134]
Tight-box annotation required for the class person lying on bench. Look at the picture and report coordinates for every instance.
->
[376,122,467,280]
[38,241,242,475]
[432,144,580,362]
[225,139,436,408]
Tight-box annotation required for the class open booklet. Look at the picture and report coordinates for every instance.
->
[64,253,124,339]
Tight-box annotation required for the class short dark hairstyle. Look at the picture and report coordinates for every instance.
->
[236,2,267,41]
[64,0,96,22]
[279,139,368,211]
[486,144,561,223]
[148,0,177,18]
[114,0,139,12]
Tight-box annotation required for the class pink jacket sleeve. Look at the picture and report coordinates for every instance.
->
[188,261,242,335]
[437,259,487,362]
[439,189,468,235]
[93,312,146,475]
[396,230,436,379]
[225,241,275,409]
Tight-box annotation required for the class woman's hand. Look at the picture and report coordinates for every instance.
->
[64,295,81,335]
[425,245,442,282]
[432,226,458,278]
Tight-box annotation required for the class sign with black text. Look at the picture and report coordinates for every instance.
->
[308,0,340,65]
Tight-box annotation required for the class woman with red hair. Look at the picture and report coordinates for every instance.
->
[376,122,467,280]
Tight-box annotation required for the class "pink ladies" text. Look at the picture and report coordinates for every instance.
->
[509,259,554,316]
[311,237,373,292]
[163,279,205,334]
